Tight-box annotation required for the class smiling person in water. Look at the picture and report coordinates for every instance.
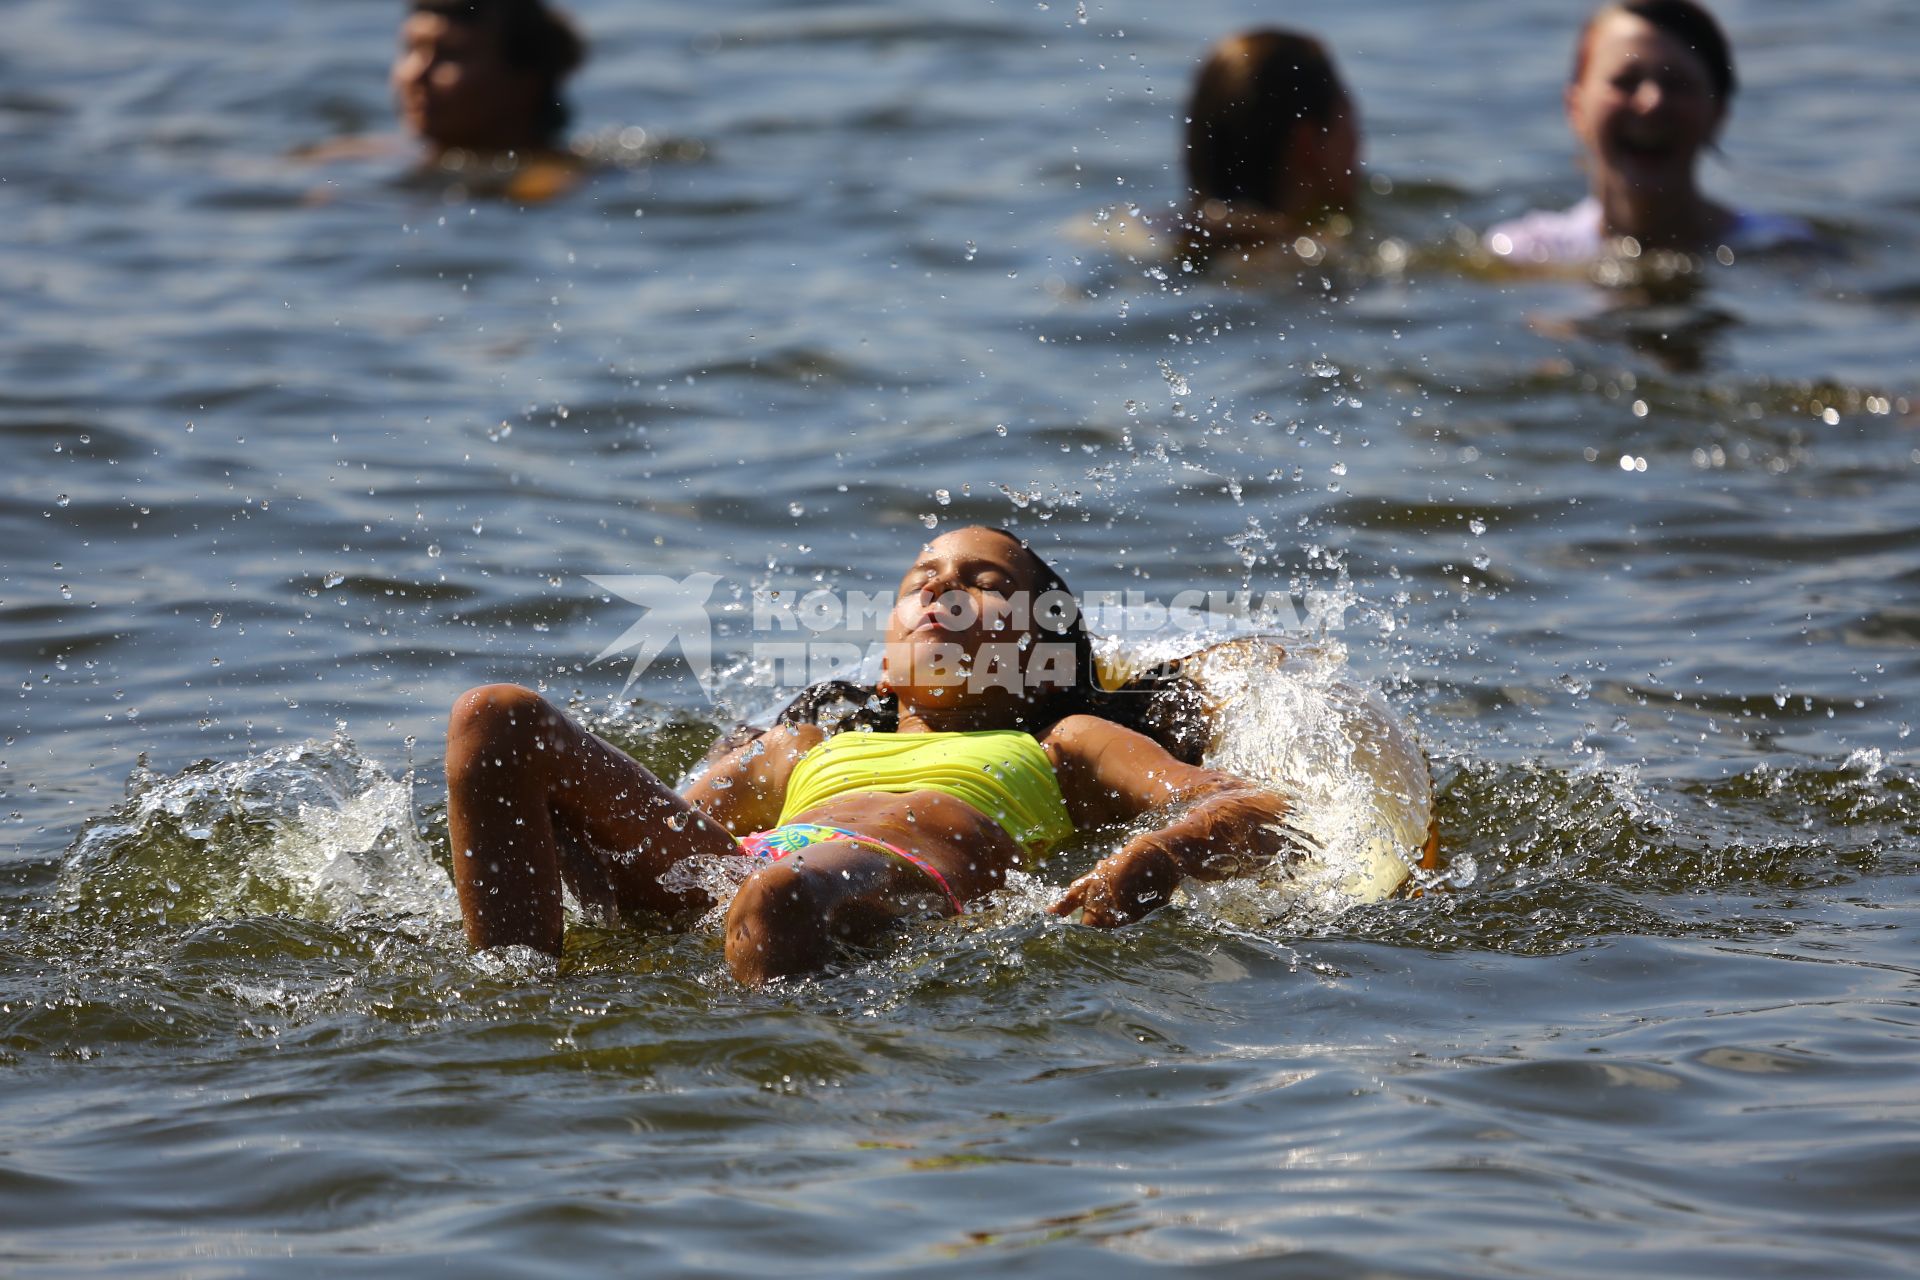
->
[446,526,1303,984]
[1486,0,1815,263]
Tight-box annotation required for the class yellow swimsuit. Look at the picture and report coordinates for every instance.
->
[776,729,1075,858]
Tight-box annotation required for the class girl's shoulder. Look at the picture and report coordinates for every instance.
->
[1037,712,1154,764]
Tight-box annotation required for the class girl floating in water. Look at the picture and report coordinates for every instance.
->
[1486,0,1814,264]
[1178,29,1361,260]
[447,526,1315,984]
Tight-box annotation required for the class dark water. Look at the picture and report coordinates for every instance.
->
[5,0,1919,1274]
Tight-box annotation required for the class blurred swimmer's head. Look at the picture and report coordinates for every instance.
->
[1184,29,1358,223]
[1567,1,1733,196]
[392,0,587,155]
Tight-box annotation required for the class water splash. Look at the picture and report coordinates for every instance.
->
[58,730,456,929]
[1097,635,1433,916]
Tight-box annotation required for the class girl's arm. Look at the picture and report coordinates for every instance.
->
[1043,714,1299,927]
[680,722,824,837]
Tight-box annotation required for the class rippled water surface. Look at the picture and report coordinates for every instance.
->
[4,0,1918,1274]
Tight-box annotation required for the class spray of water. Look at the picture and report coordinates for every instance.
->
[58,729,456,929]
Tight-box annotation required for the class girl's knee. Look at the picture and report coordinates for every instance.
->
[447,684,551,778]
[724,861,834,985]
[450,682,547,735]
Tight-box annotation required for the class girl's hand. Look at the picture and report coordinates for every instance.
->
[1048,843,1183,928]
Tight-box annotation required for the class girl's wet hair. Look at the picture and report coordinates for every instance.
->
[1184,29,1351,212]
[410,0,587,141]
[1576,1,1736,102]
[729,528,1210,764]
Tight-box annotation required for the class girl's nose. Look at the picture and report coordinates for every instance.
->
[400,49,435,88]
[918,571,963,602]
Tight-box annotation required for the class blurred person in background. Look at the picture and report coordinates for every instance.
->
[1178,29,1361,261]
[1486,0,1814,264]
[301,0,588,202]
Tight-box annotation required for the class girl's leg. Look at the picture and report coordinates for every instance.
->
[723,843,932,984]
[446,684,738,954]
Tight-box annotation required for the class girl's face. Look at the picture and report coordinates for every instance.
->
[883,528,1073,712]
[391,11,537,152]
[1566,9,1724,194]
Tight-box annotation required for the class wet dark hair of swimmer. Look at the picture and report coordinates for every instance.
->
[1184,29,1352,213]
[1576,0,1736,103]
[410,0,587,142]
[704,531,1211,767]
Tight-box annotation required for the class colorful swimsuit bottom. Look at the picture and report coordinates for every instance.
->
[737,822,966,916]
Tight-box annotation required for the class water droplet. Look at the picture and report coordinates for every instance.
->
[920,513,938,529]
[789,502,806,518]
[322,571,345,589]
[427,544,443,558]
[55,494,70,508]
[934,488,951,506]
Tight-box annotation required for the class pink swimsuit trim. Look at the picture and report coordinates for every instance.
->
[737,822,966,915]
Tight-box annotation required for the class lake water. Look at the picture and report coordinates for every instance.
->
[3,0,1918,1274]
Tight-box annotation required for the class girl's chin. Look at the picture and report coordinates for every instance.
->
[1604,145,1693,179]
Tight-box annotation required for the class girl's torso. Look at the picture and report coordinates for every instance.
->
[777,729,1074,861]
[1487,196,1817,263]
[779,789,1030,878]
